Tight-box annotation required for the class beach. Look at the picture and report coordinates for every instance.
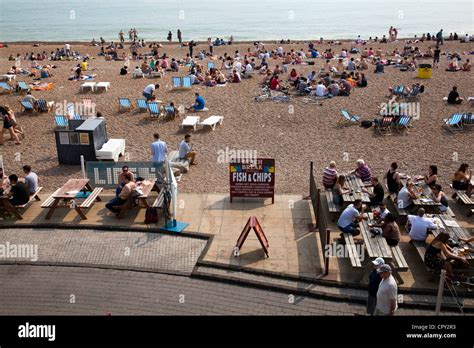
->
[0,39,473,194]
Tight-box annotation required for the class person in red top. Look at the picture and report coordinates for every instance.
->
[269,75,280,90]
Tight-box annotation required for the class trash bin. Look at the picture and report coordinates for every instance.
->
[418,63,432,79]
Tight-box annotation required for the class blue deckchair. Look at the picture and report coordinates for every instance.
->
[207,61,215,70]
[443,113,463,132]
[338,109,361,127]
[17,81,30,93]
[147,102,161,118]
[182,76,192,89]
[0,82,13,94]
[393,85,404,96]
[396,116,412,132]
[136,99,147,112]
[463,113,474,126]
[36,99,51,112]
[19,100,35,113]
[172,77,182,89]
[118,97,133,111]
[54,115,68,127]
[163,105,176,119]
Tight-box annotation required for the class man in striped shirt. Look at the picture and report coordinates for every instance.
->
[353,159,373,182]
[322,161,338,189]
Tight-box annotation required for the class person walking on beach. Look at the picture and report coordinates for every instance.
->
[433,45,441,68]
[436,29,444,45]
[128,29,133,41]
[208,38,213,55]
[177,29,182,44]
[189,40,195,58]
[167,31,172,42]
[150,133,167,165]
[119,30,125,44]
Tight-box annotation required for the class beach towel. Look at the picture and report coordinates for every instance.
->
[31,82,54,91]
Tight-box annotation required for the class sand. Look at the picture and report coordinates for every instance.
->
[0,40,473,194]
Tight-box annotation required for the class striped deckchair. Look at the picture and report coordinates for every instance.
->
[396,116,412,132]
[147,102,161,118]
[172,77,182,89]
[443,113,464,132]
[136,99,148,112]
[17,81,30,93]
[54,115,68,128]
[182,76,192,89]
[118,98,133,111]
[338,109,361,127]
[36,99,52,112]
[19,100,35,113]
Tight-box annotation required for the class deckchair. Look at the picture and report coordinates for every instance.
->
[338,109,361,127]
[147,102,161,118]
[395,116,412,132]
[54,115,68,128]
[181,116,200,131]
[19,100,35,113]
[443,113,464,132]
[404,86,422,101]
[0,82,13,94]
[118,98,133,111]
[182,76,192,89]
[17,81,30,93]
[374,117,393,134]
[36,99,52,112]
[163,105,177,119]
[172,77,182,89]
[392,85,404,96]
[200,115,224,130]
[207,61,215,70]
[136,99,148,112]
[463,113,474,126]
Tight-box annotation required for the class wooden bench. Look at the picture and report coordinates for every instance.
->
[40,189,61,209]
[390,245,409,271]
[1,187,43,220]
[152,190,164,208]
[79,187,103,209]
[326,191,341,221]
[343,234,363,268]
[451,186,474,216]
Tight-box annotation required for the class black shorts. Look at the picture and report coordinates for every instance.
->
[433,56,440,63]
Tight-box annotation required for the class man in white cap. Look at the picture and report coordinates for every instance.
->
[375,264,398,316]
[367,257,384,315]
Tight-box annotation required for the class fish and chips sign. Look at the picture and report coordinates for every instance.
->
[230,158,275,204]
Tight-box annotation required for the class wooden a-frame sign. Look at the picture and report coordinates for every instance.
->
[235,216,269,257]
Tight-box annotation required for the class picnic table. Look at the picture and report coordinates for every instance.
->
[412,180,441,209]
[41,179,102,220]
[116,178,159,218]
[430,214,474,262]
[0,186,42,220]
[342,174,372,205]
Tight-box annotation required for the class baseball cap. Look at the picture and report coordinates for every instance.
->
[377,264,392,273]
[372,257,385,267]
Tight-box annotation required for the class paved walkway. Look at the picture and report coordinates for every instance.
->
[0,228,207,275]
[0,265,445,316]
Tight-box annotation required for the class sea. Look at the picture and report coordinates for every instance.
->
[0,0,472,42]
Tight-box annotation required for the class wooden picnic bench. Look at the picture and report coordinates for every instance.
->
[343,233,363,268]
[41,179,102,220]
[451,185,474,217]
[341,175,372,207]
[0,186,42,220]
[325,190,341,216]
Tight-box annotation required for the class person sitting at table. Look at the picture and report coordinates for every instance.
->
[322,161,338,189]
[377,202,390,220]
[371,212,400,246]
[397,179,417,211]
[333,175,350,206]
[337,199,367,238]
[116,165,135,197]
[430,184,449,213]
[4,174,29,207]
[452,163,472,196]
[425,231,468,277]
[407,208,437,242]
[423,165,438,188]
[352,159,373,182]
[384,162,402,196]
[106,172,136,215]
[363,176,384,206]
[22,165,38,195]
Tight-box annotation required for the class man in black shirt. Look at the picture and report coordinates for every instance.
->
[364,176,385,206]
[447,86,463,104]
[7,174,29,206]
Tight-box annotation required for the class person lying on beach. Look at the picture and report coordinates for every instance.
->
[461,59,471,71]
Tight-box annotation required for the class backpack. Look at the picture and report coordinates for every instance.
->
[145,207,158,224]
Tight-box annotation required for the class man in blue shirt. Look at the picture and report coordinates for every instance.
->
[150,133,167,164]
[188,93,205,111]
